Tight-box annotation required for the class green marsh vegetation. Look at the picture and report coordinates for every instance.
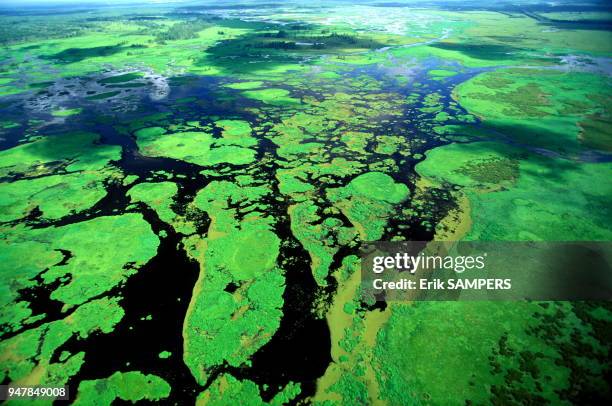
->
[0,0,610,404]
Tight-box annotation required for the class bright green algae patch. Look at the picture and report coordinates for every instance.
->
[328,172,409,241]
[73,371,171,405]
[128,181,178,226]
[127,181,196,235]
[242,88,300,106]
[341,172,408,203]
[0,297,124,388]
[43,214,158,306]
[51,108,82,117]
[135,128,256,166]
[0,170,114,222]
[182,181,284,385]
[215,119,252,138]
[197,374,301,406]
[0,131,121,177]
[0,212,158,392]
[224,81,264,90]
[428,69,457,78]
[214,119,257,148]
[0,213,158,333]
[158,350,172,359]
[417,141,520,188]
[286,172,409,285]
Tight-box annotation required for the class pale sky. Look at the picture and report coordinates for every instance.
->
[0,0,189,5]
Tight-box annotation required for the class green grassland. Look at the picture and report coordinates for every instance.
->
[0,1,610,405]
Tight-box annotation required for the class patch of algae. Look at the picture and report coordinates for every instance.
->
[288,201,357,286]
[242,88,300,106]
[223,81,264,90]
[327,172,409,241]
[373,135,410,156]
[182,181,284,385]
[196,374,300,406]
[51,108,82,117]
[129,183,175,208]
[158,350,171,359]
[0,131,121,177]
[339,131,370,155]
[0,170,115,222]
[0,213,158,332]
[0,235,63,333]
[73,371,171,405]
[134,128,256,167]
[0,297,123,389]
[428,69,457,79]
[127,181,197,234]
[214,119,257,148]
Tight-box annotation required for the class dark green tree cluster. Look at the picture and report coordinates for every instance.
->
[156,20,209,43]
